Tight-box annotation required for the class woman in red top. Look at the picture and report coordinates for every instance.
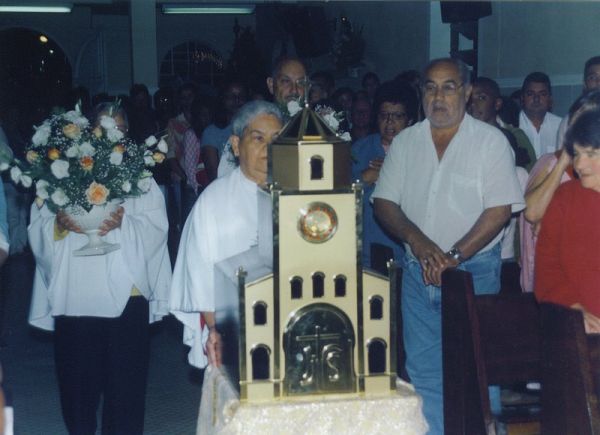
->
[535,107,600,333]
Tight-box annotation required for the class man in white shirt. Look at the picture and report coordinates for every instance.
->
[518,72,562,157]
[373,58,524,434]
[170,101,283,369]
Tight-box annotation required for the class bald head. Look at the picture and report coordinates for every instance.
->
[267,58,308,105]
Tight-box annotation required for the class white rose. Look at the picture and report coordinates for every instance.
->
[157,138,168,153]
[100,115,116,131]
[0,161,9,171]
[340,132,352,141]
[122,180,131,193]
[144,155,156,166]
[324,113,340,131]
[10,166,22,184]
[50,160,70,179]
[137,177,152,192]
[287,100,302,116]
[109,151,123,166]
[20,175,32,188]
[50,188,69,207]
[32,123,51,146]
[79,142,95,156]
[63,110,89,128]
[65,145,79,158]
[36,180,49,199]
[145,135,158,147]
[106,128,124,143]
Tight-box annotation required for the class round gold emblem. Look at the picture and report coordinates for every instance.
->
[298,202,338,243]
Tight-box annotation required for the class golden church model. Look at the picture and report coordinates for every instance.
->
[214,106,397,402]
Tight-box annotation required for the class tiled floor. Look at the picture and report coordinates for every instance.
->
[0,251,203,434]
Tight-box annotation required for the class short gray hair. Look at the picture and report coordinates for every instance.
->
[231,101,283,137]
[421,57,471,86]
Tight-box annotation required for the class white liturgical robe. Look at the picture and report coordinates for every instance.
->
[28,180,172,330]
[170,167,260,368]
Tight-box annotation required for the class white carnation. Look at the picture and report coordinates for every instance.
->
[157,138,168,153]
[79,142,95,156]
[32,122,51,146]
[106,128,124,143]
[65,145,79,158]
[323,113,340,131]
[137,177,152,192]
[144,155,155,166]
[121,180,131,193]
[36,180,49,199]
[63,110,89,128]
[20,175,32,188]
[10,166,21,184]
[109,152,123,166]
[50,188,69,207]
[145,135,157,147]
[50,160,70,179]
[0,161,9,171]
[100,115,116,131]
[340,132,352,141]
[287,100,302,116]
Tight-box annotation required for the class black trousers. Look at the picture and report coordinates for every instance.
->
[54,297,149,435]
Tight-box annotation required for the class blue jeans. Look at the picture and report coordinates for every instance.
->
[401,244,502,434]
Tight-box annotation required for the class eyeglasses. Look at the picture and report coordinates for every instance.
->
[377,111,407,122]
[422,82,464,97]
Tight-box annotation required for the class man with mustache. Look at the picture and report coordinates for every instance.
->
[372,58,524,434]
[266,57,308,106]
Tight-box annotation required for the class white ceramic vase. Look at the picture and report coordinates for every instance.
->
[65,199,122,256]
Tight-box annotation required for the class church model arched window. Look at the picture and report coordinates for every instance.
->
[369,295,384,320]
[251,345,271,380]
[290,276,303,299]
[312,272,325,298]
[253,301,267,325]
[334,275,347,297]
[310,155,324,180]
[367,338,387,374]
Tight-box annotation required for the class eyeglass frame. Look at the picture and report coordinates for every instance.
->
[421,81,465,97]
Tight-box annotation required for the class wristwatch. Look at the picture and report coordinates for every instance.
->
[446,246,464,263]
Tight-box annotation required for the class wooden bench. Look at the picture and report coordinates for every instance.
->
[539,302,600,434]
[442,268,541,434]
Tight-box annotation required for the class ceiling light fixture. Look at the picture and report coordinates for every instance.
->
[162,4,255,15]
[0,5,72,13]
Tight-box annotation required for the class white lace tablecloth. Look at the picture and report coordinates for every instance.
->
[197,366,428,435]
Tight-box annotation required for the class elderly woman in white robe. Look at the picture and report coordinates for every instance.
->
[28,105,172,435]
[170,101,283,369]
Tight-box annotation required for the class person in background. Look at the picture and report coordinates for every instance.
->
[535,106,600,333]
[181,97,214,221]
[267,56,308,108]
[350,96,372,141]
[352,80,418,272]
[519,72,562,158]
[170,101,283,370]
[166,83,197,231]
[520,90,600,293]
[362,71,380,104]
[373,58,524,433]
[202,81,247,182]
[28,103,171,435]
[127,84,159,145]
[309,71,335,106]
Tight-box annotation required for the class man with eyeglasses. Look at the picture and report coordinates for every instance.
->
[372,58,524,434]
[519,72,562,158]
[266,57,308,107]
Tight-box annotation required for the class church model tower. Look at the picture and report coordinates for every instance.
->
[217,106,397,402]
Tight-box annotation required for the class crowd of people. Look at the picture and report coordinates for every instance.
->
[1,53,600,434]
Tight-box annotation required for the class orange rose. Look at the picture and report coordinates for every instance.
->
[113,144,125,154]
[62,123,80,139]
[92,127,103,138]
[85,182,109,206]
[80,156,94,171]
[26,150,40,163]
[152,152,166,163]
[47,148,60,160]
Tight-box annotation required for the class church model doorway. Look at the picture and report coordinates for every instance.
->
[283,303,356,396]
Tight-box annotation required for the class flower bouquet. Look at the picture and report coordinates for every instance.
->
[285,100,352,141]
[0,105,167,256]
